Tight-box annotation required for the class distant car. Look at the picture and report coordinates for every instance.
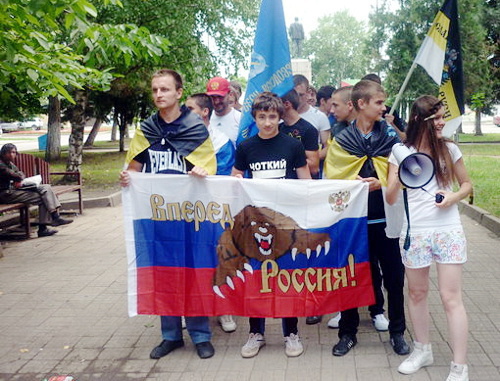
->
[0,122,21,133]
[20,117,43,130]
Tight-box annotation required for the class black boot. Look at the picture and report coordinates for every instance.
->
[51,211,73,226]
[38,225,58,237]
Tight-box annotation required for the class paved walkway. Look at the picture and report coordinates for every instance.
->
[0,206,499,381]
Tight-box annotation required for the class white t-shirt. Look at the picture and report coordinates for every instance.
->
[210,108,241,146]
[388,142,463,233]
[208,125,231,152]
[300,106,330,133]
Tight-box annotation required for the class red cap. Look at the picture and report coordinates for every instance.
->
[206,77,230,96]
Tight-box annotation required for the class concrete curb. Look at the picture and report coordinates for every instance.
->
[60,193,500,237]
[3,192,499,239]
[459,200,500,236]
[60,190,122,210]
[61,192,499,237]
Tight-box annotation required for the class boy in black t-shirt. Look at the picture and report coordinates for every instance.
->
[232,93,310,180]
[231,92,310,358]
[325,80,409,357]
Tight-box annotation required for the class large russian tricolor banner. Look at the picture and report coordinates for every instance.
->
[123,173,373,317]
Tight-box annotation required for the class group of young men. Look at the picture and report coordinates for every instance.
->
[120,68,409,361]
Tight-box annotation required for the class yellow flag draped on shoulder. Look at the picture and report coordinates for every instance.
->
[325,139,389,187]
[125,107,216,175]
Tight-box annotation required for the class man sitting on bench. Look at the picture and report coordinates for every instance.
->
[0,143,72,237]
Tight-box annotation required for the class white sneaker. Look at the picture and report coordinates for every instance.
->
[372,314,389,331]
[327,312,341,328]
[241,333,265,358]
[284,333,304,357]
[398,342,434,375]
[218,315,237,332]
[446,362,469,381]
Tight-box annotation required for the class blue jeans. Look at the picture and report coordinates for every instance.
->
[160,316,211,344]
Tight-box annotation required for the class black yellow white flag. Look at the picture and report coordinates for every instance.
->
[414,0,464,136]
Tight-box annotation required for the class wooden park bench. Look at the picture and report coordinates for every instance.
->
[0,153,83,238]
[0,202,30,238]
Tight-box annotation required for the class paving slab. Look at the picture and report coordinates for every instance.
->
[0,206,499,380]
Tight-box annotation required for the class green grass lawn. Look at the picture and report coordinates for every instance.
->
[459,144,500,156]
[457,133,500,143]
[30,149,126,191]
[459,143,500,218]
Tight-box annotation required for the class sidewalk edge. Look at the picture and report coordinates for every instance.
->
[459,200,500,237]
[60,190,122,210]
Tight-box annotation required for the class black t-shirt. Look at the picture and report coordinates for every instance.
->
[355,122,395,222]
[134,117,194,174]
[279,118,319,151]
[234,132,307,179]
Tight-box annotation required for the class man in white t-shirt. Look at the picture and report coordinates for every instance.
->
[206,77,241,146]
[293,75,330,162]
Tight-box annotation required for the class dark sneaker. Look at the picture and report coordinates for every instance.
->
[306,315,322,325]
[38,228,58,237]
[150,339,184,359]
[332,335,357,356]
[391,333,410,355]
[195,341,215,359]
[52,217,73,226]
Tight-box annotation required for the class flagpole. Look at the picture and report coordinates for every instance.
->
[388,61,417,116]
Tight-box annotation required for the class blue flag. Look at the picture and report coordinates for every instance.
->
[236,0,294,145]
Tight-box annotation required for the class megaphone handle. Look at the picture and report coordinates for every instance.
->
[403,188,411,250]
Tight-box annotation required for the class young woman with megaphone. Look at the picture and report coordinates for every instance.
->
[386,95,472,381]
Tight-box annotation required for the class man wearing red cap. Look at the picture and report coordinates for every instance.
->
[206,77,241,146]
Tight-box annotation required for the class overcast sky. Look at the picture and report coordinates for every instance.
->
[282,0,394,35]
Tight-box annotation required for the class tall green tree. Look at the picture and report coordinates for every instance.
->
[0,0,117,120]
[460,0,494,135]
[72,0,259,156]
[483,0,499,106]
[63,22,171,170]
[380,0,496,131]
[303,11,370,87]
[382,1,436,112]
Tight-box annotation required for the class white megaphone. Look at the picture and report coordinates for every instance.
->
[392,144,435,189]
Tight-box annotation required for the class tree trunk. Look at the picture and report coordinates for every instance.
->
[474,109,483,136]
[119,126,125,152]
[45,96,61,162]
[111,110,118,141]
[83,117,103,147]
[66,89,87,175]
[118,112,127,152]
